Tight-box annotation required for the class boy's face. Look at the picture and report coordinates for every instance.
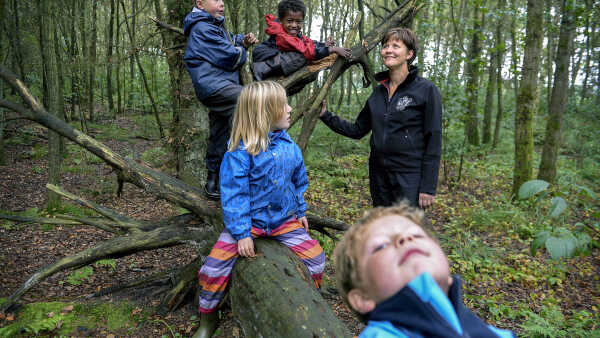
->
[280,10,304,36]
[197,0,224,18]
[348,215,451,314]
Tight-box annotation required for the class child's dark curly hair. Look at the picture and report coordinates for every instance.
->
[277,0,306,19]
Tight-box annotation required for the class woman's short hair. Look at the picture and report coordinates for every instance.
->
[382,27,419,65]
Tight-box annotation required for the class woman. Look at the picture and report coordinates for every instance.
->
[319,27,442,208]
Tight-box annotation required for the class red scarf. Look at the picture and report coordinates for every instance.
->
[265,14,316,61]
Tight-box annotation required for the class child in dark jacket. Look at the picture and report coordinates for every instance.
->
[334,202,515,338]
[193,81,325,337]
[184,0,258,200]
[252,0,350,95]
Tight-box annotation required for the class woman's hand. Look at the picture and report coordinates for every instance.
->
[298,216,309,232]
[237,237,255,257]
[319,100,327,117]
[242,33,258,48]
[419,193,435,209]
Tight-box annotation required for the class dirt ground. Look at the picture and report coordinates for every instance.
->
[0,120,364,337]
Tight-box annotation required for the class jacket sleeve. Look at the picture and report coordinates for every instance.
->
[320,101,372,140]
[188,24,247,71]
[220,151,252,240]
[419,83,442,195]
[291,145,309,218]
[314,40,330,60]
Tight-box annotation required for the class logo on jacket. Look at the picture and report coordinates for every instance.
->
[396,96,413,111]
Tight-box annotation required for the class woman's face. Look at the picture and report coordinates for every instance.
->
[381,38,414,70]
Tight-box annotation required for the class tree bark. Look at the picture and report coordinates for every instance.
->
[231,238,350,337]
[38,0,62,211]
[492,0,506,149]
[509,0,521,100]
[579,0,593,104]
[107,0,116,114]
[513,0,543,196]
[482,1,500,145]
[538,0,576,183]
[9,0,26,82]
[88,0,98,121]
[464,3,483,146]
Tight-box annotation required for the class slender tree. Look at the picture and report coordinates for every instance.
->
[10,0,26,82]
[492,0,506,148]
[106,0,116,114]
[509,0,521,100]
[39,0,62,210]
[464,3,483,145]
[513,0,543,196]
[482,5,499,145]
[88,0,98,121]
[579,0,593,103]
[538,0,576,183]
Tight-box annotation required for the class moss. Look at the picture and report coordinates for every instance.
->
[0,301,147,337]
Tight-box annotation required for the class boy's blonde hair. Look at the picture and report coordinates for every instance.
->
[228,81,288,156]
[333,201,425,318]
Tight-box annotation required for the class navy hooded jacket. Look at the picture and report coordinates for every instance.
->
[183,8,247,101]
[361,272,514,338]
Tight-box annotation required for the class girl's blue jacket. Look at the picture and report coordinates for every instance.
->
[183,8,247,100]
[219,130,308,241]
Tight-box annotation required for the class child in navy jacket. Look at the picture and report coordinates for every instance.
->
[252,0,350,95]
[184,0,258,199]
[334,202,515,338]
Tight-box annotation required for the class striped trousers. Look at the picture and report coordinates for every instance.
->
[197,219,326,314]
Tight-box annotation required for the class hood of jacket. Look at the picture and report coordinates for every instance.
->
[184,8,224,36]
[366,273,509,338]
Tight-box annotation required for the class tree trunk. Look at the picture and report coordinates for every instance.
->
[116,1,123,116]
[492,0,506,149]
[482,2,499,146]
[538,0,576,183]
[513,0,543,197]
[88,0,98,121]
[231,238,350,337]
[38,0,62,210]
[0,0,6,166]
[107,0,116,114]
[10,0,26,82]
[579,0,593,104]
[464,3,483,146]
[510,0,520,100]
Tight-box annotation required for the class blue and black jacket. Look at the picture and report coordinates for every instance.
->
[361,272,515,338]
[219,130,308,241]
[183,8,247,101]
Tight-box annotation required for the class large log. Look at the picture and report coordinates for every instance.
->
[231,238,350,337]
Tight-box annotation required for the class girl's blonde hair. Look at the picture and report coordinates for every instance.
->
[228,81,288,156]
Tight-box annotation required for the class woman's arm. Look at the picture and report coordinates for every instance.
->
[419,83,443,197]
[319,100,372,139]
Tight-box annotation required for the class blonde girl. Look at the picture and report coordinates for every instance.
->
[194,81,325,335]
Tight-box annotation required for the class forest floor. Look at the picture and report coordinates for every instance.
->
[1,114,599,337]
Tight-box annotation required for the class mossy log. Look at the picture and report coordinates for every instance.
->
[231,238,350,337]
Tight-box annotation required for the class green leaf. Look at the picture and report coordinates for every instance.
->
[548,197,567,218]
[576,185,598,200]
[545,233,577,259]
[531,230,550,256]
[518,180,550,200]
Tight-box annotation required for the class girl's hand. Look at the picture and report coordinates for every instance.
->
[237,237,255,257]
[329,46,351,58]
[243,33,258,48]
[325,37,335,47]
[419,193,435,209]
[298,216,309,232]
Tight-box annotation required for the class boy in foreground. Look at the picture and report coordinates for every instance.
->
[334,202,515,337]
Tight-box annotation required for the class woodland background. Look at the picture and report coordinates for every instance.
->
[0,0,599,337]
